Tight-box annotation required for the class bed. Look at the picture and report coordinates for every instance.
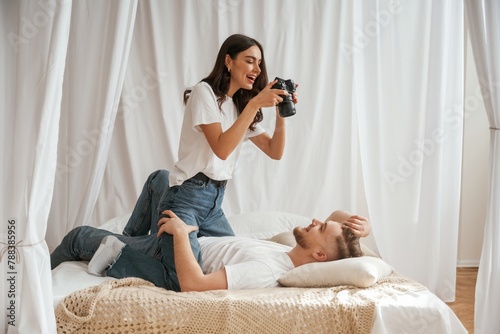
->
[52,211,467,334]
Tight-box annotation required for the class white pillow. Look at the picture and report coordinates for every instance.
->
[278,256,393,288]
[98,213,131,233]
[267,231,297,246]
[228,211,310,239]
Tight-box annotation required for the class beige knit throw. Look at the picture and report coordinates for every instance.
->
[55,273,425,334]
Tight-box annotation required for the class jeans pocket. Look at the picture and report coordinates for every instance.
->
[164,182,203,208]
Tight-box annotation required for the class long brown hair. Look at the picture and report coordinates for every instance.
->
[184,34,268,131]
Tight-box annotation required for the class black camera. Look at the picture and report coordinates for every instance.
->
[271,77,296,117]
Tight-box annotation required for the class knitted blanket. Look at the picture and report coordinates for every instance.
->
[55,273,425,334]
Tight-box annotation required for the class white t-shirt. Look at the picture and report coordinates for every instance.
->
[198,236,294,290]
[169,82,265,186]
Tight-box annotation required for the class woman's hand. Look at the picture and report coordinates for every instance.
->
[273,82,298,112]
[251,80,288,109]
[342,215,371,238]
[291,83,299,104]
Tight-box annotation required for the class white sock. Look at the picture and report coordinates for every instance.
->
[88,236,126,276]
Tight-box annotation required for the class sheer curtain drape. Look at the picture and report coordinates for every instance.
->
[1,1,72,332]
[93,0,463,301]
[354,0,464,301]
[93,0,360,227]
[466,1,500,333]
[46,1,138,249]
[1,0,467,331]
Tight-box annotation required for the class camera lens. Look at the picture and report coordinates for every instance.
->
[279,101,296,117]
[272,77,296,117]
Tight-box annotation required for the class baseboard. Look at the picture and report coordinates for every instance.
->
[457,260,480,267]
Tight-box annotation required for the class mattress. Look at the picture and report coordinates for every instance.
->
[51,211,467,334]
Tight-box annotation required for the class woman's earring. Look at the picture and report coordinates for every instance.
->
[227,67,231,73]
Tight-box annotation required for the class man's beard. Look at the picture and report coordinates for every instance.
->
[293,227,309,249]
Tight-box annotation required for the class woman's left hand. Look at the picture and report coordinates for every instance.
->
[292,83,299,104]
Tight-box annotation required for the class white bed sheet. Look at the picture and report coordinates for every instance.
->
[51,263,467,334]
[51,212,467,334]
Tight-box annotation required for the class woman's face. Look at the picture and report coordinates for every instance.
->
[226,45,262,97]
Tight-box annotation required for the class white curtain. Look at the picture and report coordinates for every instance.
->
[0,1,72,333]
[46,1,138,250]
[1,0,466,331]
[466,1,500,333]
[93,0,361,228]
[355,0,464,301]
[92,0,464,301]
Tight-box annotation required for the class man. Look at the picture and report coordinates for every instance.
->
[83,209,368,292]
[50,169,370,292]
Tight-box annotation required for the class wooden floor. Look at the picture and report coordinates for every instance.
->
[446,267,478,334]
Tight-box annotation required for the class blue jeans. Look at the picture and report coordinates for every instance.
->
[50,169,233,291]
[122,169,233,262]
[50,224,180,289]
[50,226,160,268]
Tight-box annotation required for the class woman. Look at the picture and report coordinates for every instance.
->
[52,34,297,277]
[119,34,297,265]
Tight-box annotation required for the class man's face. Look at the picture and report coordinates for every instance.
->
[293,219,344,258]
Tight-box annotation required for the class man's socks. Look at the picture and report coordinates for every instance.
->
[88,236,126,276]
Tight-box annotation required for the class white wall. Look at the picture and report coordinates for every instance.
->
[458,32,490,267]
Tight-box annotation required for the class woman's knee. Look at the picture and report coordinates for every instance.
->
[149,169,169,184]
[147,169,170,194]
[68,225,93,238]
[64,226,101,248]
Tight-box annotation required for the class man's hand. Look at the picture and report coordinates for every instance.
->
[342,215,371,238]
[156,209,228,292]
[157,210,198,237]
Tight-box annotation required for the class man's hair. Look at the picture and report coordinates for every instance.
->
[335,227,363,260]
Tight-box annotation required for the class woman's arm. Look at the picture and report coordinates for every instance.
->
[157,210,228,292]
[249,89,297,160]
[199,101,260,161]
[249,108,286,160]
[200,81,286,160]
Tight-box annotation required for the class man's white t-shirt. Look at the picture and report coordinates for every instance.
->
[169,82,265,186]
[198,236,294,290]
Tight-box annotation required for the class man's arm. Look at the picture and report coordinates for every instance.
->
[157,210,228,292]
[324,210,371,238]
